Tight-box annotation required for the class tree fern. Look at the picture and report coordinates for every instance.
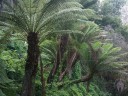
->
[0,0,96,95]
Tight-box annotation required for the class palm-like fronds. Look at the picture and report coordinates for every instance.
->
[0,0,97,40]
[0,0,101,95]
[79,41,128,78]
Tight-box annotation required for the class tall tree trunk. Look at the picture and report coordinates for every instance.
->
[21,32,39,96]
[47,35,68,83]
[40,56,46,96]
[59,50,78,81]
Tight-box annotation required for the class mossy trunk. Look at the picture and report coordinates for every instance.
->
[21,32,39,96]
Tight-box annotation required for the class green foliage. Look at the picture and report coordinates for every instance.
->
[0,29,11,50]
[98,0,127,32]
[0,60,11,83]
[101,16,122,28]
[101,0,126,16]
[0,38,26,96]
[0,90,6,96]
[0,0,128,96]
[45,61,112,96]
[0,59,15,96]
[36,43,114,96]
[116,25,128,41]
[78,41,128,78]
[80,0,98,9]
[0,40,26,77]
[87,83,112,96]
[0,0,92,36]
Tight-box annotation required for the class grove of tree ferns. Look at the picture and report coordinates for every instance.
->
[0,0,128,96]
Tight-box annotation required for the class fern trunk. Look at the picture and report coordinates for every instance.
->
[21,32,39,96]
[47,35,68,83]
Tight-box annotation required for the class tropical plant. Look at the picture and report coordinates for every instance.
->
[77,41,128,85]
[1,0,127,96]
[0,59,13,96]
[0,0,95,95]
